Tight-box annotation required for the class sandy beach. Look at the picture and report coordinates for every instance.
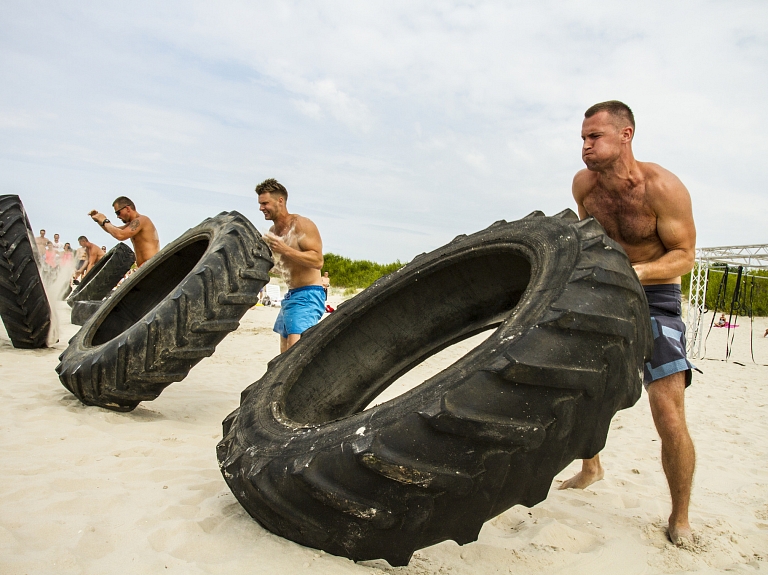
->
[1,296,767,574]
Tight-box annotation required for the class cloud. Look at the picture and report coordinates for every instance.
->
[289,78,373,131]
[1,1,767,263]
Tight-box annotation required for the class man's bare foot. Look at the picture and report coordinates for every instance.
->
[667,523,694,546]
[558,466,605,490]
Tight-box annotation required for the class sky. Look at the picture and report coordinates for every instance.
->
[1,1,766,263]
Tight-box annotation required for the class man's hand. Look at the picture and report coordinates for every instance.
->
[263,231,289,256]
[89,210,108,226]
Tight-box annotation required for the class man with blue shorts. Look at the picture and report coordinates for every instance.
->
[256,178,325,353]
[561,101,698,546]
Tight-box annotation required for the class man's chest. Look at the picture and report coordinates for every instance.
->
[583,186,658,247]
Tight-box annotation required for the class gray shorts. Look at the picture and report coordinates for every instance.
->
[642,284,699,388]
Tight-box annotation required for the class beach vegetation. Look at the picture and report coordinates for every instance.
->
[322,253,403,290]
[682,266,768,316]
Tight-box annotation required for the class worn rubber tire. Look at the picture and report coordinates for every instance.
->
[66,242,135,306]
[0,195,52,348]
[217,209,652,566]
[56,211,273,411]
[71,300,104,326]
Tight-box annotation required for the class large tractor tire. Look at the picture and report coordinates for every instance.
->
[217,210,652,566]
[0,195,52,348]
[67,242,135,306]
[71,300,103,326]
[56,211,273,411]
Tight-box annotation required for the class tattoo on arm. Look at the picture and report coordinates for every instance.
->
[130,219,140,231]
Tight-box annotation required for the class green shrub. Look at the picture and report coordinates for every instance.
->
[322,253,403,290]
[682,266,768,316]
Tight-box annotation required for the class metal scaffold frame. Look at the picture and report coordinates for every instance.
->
[685,244,768,359]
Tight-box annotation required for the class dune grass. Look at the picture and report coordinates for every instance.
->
[682,266,768,317]
[322,253,403,290]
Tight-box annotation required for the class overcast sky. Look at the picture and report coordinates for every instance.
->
[2,1,766,263]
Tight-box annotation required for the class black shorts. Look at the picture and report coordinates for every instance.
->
[642,284,699,388]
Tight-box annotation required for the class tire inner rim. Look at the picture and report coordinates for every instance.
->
[90,238,210,346]
[284,248,531,425]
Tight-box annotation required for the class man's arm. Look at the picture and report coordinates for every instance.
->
[572,170,592,220]
[633,166,696,282]
[89,210,143,241]
[103,218,142,241]
[265,217,324,270]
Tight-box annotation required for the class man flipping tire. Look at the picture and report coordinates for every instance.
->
[256,178,325,353]
[560,100,698,547]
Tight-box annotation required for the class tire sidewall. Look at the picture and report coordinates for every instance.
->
[65,224,217,358]
[235,217,582,453]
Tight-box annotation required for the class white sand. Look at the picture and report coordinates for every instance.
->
[1,299,767,574]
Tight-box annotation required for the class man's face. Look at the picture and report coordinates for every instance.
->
[78,238,87,247]
[40,230,45,237]
[580,111,627,170]
[258,193,282,221]
[113,204,131,223]
[54,234,59,242]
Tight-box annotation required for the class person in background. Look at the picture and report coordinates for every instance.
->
[321,271,331,300]
[51,233,63,252]
[44,241,57,269]
[35,229,48,263]
[715,313,727,327]
[78,236,105,276]
[73,244,88,283]
[60,242,74,267]
[88,196,160,267]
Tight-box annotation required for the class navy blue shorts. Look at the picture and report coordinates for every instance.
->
[643,284,699,388]
[273,285,326,338]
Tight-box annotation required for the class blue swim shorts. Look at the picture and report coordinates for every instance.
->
[273,285,326,339]
[643,284,700,388]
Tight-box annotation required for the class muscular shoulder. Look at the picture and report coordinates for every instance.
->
[293,214,320,236]
[132,214,157,232]
[638,162,691,211]
[572,169,597,202]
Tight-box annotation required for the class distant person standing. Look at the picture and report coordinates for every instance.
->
[51,234,63,272]
[88,196,160,266]
[35,229,48,261]
[44,241,57,269]
[60,243,74,267]
[321,271,331,299]
[256,178,325,353]
[78,236,105,276]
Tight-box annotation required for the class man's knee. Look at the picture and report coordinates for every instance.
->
[648,373,688,436]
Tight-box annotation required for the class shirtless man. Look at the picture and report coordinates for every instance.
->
[88,196,160,266]
[35,230,48,260]
[561,101,697,546]
[77,236,105,275]
[256,178,324,353]
[321,271,331,299]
